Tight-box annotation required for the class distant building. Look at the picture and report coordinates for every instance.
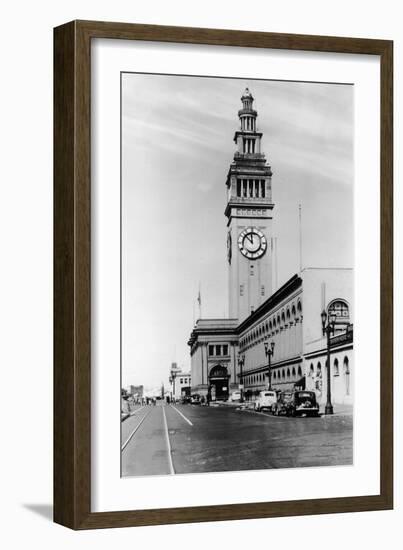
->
[188,90,353,406]
[169,363,191,401]
[127,385,144,401]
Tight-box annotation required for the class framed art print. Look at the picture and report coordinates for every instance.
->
[54,20,393,529]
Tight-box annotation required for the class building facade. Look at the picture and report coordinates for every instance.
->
[169,362,192,401]
[188,90,353,407]
[126,385,144,401]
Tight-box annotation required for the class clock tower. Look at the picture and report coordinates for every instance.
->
[225,89,274,322]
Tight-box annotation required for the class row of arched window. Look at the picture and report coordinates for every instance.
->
[244,372,265,385]
[244,364,303,386]
[240,299,302,350]
[309,356,350,395]
[272,365,303,381]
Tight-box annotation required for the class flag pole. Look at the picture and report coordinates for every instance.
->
[299,203,303,273]
[197,283,202,319]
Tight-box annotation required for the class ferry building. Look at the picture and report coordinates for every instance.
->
[188,89,353,407]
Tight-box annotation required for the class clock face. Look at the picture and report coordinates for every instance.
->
[238,227,267,259]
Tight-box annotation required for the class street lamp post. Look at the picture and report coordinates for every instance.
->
[169,373,176,403]
[321,309,337,415]
[264,341,275,390]
[237,353,245,403]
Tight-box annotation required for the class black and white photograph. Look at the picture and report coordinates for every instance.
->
[120,73,354,478]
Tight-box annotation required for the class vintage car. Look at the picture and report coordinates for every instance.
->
[271,390,293,415]
[254,390,277,412]
[190,394,201,405]
[287,390,320,417]
[230,390,242,402]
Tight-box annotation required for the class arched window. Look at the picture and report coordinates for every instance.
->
[310,363,314,377]
[317,362,322,377]
[286,368,290,378]
[328,299,350,324]
[273,318,276,328]
[286,308,290,320]
[344,356,350,395]
[269,320,272,330]
[292,367,296,377]
[291,304,296,317]
[297,366,302,377]
[273,371,277,380]
[281,311,285,323]
[277,314,281,325]
[334,358,339,376]
[282,369,285,379]
[297,300,302,313]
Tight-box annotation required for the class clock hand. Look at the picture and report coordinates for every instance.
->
[246,233,254,244]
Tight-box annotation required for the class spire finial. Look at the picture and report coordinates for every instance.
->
[241,88,254,111]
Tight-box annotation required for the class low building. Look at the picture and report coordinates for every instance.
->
[169,362,192,401]
[189,269,353,406]
[188,319,238,401]
[127,385,144,402]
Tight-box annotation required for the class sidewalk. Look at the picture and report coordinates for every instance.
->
[208,400,239,408]
[208,400,251,409]
[209,400,353,417]
[320,403,353,417]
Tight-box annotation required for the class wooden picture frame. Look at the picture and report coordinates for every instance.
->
[54,20,393,529]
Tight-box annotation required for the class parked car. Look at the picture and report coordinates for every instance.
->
[271,390,293,416]
[288,390,320,417]
[254,390,277,412]
[190,394,201,405]
[230,390,242,402]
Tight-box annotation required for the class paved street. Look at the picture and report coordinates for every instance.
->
[121,402,353,477]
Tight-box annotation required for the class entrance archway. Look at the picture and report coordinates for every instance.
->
[209,365,229,401]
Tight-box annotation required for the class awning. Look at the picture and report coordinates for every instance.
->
[294,376,306,389]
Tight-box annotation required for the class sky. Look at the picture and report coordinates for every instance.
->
[121,73,354,390]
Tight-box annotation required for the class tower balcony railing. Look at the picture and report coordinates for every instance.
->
[228,196,273,205]
[234,152,266,160]
[238,108,257,116]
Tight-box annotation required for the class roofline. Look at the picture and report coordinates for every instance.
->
[237,274,302,334]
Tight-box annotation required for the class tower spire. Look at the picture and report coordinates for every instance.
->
[239,88,257,134]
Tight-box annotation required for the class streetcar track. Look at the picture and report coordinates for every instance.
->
[129,405,146,417]
[162,405,175,475]
[121,407,152,451]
